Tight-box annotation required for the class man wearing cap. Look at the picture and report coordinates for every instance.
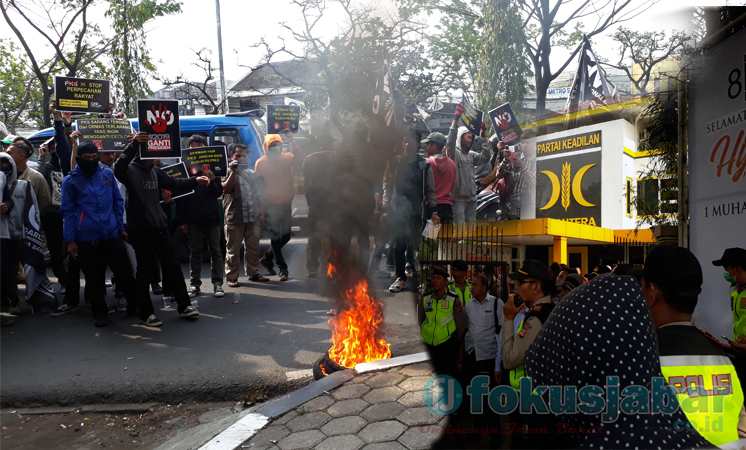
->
[713,248,746,341]
[424,132,456,224]
[60,140,144,328]
[642,245,746,445]
[6,142,51,215]
[447,259,472,305]
[419,265,466,377]
[554,273,583,304]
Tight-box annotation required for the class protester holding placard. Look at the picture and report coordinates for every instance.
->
[114,131,208,323]
[446,103,491,223]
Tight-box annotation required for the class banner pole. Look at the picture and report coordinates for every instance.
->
[215,0,227,114]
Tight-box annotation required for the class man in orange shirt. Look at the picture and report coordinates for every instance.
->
[255,134,295,281]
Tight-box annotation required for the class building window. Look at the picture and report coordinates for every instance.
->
[626,178,633,217]
[636,177,678,218]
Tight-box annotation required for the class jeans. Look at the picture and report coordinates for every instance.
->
[76,238,143,319]
[41,212,67,284]
[453,201,477,223]
[263,203,292,272]
[392,214,421,281]
[187,224,223,287]
[128,227,192,314]
[225,222,260,280]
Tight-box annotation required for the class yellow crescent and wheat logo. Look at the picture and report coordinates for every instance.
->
[540,162,597,210]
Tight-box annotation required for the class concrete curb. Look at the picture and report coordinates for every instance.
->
[0,403,159,415]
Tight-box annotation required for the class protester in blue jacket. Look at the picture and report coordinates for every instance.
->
[59,141,145,328]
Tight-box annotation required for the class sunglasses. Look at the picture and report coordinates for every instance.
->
[514,279,539,286]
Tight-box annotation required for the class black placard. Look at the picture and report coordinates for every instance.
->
[76,118,132,151]
[54,76,110,113]
[460,94,483,136]
[488,103,523,144]
[267,105,301,134]
[160,162,194,202]
[137,99,181,159]
[181,146,228,177]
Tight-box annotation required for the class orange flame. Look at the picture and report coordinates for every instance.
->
[326,255,391,368]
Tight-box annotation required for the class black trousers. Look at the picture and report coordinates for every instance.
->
[436,203,454,225]
[462,350,500,434]
[425,333,460,379]
[393,214,421,281]
[76,238,143,319]
[41,212,67,284]
[128,227,191,314]
[0,238,22,307]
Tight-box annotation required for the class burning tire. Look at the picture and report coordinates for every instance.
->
[313,355,328,381]
[324,349,347,373]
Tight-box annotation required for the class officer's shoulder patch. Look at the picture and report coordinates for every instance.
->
[531,304,544,312]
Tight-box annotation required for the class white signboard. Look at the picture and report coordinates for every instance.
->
[690,27,746,341]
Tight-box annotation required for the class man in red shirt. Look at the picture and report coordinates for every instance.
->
[423,132,456,224]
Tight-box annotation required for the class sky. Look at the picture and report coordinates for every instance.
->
[0,0,729,94]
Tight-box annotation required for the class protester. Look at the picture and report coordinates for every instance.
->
[222,143,269,286]
[178,134,225,298]
[447,259,472,304]
[114,131,206,321]
[0,153,25,313]
[383,130,438,293]
[554,273,583,303]
[6,142,51,215]
[57,141,144,327]
[446,104,491,223]
[712,247,746,340]
[423,132,456,224]
[256,134,295,281]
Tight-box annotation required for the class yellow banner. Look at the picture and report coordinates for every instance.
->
[58,99,89,108]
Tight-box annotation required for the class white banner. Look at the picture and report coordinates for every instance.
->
[690,27,746,341]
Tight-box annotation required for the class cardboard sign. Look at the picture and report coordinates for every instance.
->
[460,94,483,136]
[137,99,181,159]
[76,118,132,152]
[489,103,523,144]
[267,105,301,134]
[181,146,228,177]
[54,76,110,113]
[160,162,194,202]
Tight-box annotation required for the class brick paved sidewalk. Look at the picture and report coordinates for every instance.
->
[240,361,445,450]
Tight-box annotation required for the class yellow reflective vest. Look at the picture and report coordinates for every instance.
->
[421,292,459,346]
[731,289,746,340]
[509,319,526,391]
[660,354,744,446]
[448,280,472,304]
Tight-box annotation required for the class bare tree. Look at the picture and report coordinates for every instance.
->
[157,48,228,115]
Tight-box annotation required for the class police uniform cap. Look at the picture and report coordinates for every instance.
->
[451,260,468,272]
[431,265,449,279]
[509,259,551,282]
[643,245,702,296]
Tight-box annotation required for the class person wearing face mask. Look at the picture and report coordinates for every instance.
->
[59,141,143,328]
[713,248,746,341]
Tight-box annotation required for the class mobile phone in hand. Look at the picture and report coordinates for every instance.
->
[722,335,736,345]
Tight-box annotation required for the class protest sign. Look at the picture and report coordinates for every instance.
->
[137,99,181,159]
[267,105,301,134]
[459,94,483,136]
[76,118,132,151]
[181,145,228,177]
[488,103,523,144]
[160,162,194,202]
[55,76,110,113]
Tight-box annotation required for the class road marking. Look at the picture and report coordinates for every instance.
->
[199,412,269,450]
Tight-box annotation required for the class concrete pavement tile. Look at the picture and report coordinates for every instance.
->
[396,407,441,426]
[277,429,326,450]
[248,425,290,448]
[399,363,434,377]
[365,372,405,388]
[272,410,298,425]
[349,373,374,384]
[358,420,407,443]
[327,399,370,418]
[320,416,368,436]
[298,395,334,412]
[396,392,425,408]
[286,411,332,432]
[361,442,408,450]
[397,426,441,449]
[360,402,406,421]
[332,383,371,400]
[315,434,365,450]
[363,386,405,404]
[397,376,430,393]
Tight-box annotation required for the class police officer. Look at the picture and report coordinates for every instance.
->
[712,248,746,341]
[419,265,466,378]
[642,245,746,445]
[448,259,472,305]
[502,259,555,449]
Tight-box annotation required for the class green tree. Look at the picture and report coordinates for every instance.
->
[0,39,45,132]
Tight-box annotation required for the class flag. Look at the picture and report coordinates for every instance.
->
[416,105,430,121]
[22,183,58,312]
[372,50,396,127]
[428,96,444,112]
[565,36,616,116]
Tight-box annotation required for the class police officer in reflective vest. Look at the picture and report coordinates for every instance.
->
[448,259,472,305]
[419,265,466,378]
[642,245,746,445]
[502,259,556,449]
[712,247,746,341]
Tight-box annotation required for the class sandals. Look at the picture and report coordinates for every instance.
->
[227,280,240,287]
[250,274,270,282]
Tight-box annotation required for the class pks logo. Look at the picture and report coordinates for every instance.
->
[540,161,596,211]
[64,79,79,87]
[145,103,175,133]
[92,140,104,150]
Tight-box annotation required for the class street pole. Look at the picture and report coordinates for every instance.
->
[215,0,227,114]
[677,71,689,248]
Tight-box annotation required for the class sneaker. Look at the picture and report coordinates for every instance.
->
[260,257,277,275]
[213,284,225,298]
[188,286,201,298]
[105,280,113,288]
[308,271,317,278]
[179,306,199,318]
[405,266,418,278]
[389,277,407,293]
[107,305,117,315]
[59,284,66,294]
[141,314,163,327]
[151,283,163,295]
[116,298,128,313]
[279,269,289,281]
[94,314,108,327]
[8,305,21,315]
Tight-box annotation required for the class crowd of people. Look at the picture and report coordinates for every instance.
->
[420,246,746,449]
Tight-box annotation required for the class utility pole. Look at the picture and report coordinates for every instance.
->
[677,71,689,248]
[215,0,227,114]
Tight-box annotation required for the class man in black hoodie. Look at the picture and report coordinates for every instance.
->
[114,132,208,321]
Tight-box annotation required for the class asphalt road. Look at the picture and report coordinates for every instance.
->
[0,238,423,408]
